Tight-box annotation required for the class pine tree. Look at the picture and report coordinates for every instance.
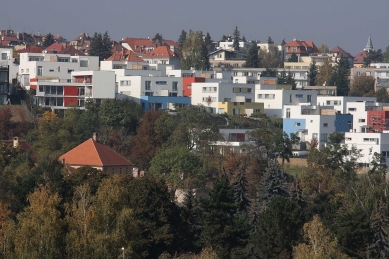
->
[42,32,54,48]
[204,32,212,46]
[333,58,350,96]
[200,174,249,259]
[152,33,164,47]
[308,62,317,86]
[257,160,289,212]
[287,53,298,62]
[290,177,305,209]
[233,170,251,215]
[244,42,259,68]
[281,38,286,45]
[376,87,389,103]
[89,31,112,61]
[369,199,389,259]
[260,68,277,77]
[267,36,274,44]
[232,26,240,51]
[177,30,187,49]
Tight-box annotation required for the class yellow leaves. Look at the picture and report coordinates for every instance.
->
[42,111,58,122]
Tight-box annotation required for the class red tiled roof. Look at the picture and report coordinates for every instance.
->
[284,39,319,54]
[354,50,368,64]
[45,43,85,55]
[330,46,353,58]
[142,45,181,59]
[106,49,145,62]
[18,45,43,53]
[59,138,133,167]
[1,139,37,159]
[120,37,179,54]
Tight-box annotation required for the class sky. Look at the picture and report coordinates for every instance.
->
[1,0,388,55]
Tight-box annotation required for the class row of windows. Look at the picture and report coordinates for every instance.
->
[258,94,275,99]
[233,88,252,93]
[144,81,178,91]
[104,167,130,175]
[326,100,342,105]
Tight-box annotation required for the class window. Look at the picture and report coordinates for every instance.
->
[145,81,151,90]
[218,108,225,114]
[247,88,252,93]
[58,67,60,72]
[145,92,153,96]
[307,95,311,103]
[348,108,356,111]
[246,98,251,102]
[265,94,269,98]
[21,69,24,73]
[37,66,43,76]
[326,101,331,105]
[224,98,231,102]
[257,94,263,98]
[112,168,115,174]
[26,68,29,73]
[359,119,365,123]
[155,81,167,85]
[295,122,301,127]
[49,69,54,72]
[68,69,73,74]
[172,82,178,91]
[323,123,328,127]
[295,94,303,98]
[290,94,292,103]
[312,133,318,139]
[382,151,389,158]
[286,108,290,118]
[57,58,69,62]
[366,72,371,76]
[320,133,328,142]
[120,80,131,86]
[1,53,7,60]
[253,109,261,113]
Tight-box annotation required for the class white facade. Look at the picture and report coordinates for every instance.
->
[255,84,317,118]
[117,75,182,102]
[345,132,389,170]
[218,41,249,50]
[100,60,148,71]
[191,82,255,113]
[19,53,99,89]
[0,47,18,81]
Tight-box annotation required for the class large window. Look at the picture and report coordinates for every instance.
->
[145,81,151,90]
[37,66,43,76]
[172,82,178,91]
[1,53,8,60]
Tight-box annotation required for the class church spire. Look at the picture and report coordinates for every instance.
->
[364,34,374,52]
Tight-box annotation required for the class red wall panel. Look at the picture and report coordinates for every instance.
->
[64,86,78,96]
[64,97,78,107]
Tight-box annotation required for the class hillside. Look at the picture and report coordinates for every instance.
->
[0,105,33,123]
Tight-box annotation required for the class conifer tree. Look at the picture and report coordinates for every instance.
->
[287,53,298,62]
[177,30,187,49]
[333,58,350,96]
[369,199,389,258]
[308,62,317,86]
[267,36,274,44]
[244,42,259,68]
[233,170,251,215]
[257,160,289,212]
[42,32,54,48]
[232,26,240,51]
[89,31,112,61]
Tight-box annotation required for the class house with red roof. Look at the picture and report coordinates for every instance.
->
[329,46,354,68]
[284,39,320,59]
[142,45,182,69]
[120,37,179,56]
[70,33,91,54]
[17,45,43,54]
[44,43,85,56]
[100,48,148,70]
[59,134,133,175]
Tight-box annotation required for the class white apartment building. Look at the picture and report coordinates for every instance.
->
[117,75,182,102]
[255,80,317,118]
[345,132,389,170]
[35,70,115,109]
[19,53,99,89]
[0,46,18,82]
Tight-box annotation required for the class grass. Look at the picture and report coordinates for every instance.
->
[283,164,308,178]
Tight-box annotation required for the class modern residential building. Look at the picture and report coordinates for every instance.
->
[19,52,99,90]
[208,49,246,69]
[100,48,148,70]
[140,96,190,111]
[211,128,254,154]
[34,70,115,109]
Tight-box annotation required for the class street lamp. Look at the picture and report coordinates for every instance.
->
[122,247,124,259]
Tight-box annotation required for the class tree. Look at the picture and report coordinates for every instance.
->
[318,44,329,54]
[364,49,384,67]
[257,160,289,211]
[333,58,350,96]
[369,200,389,259]
[349,74,375,97]
[287,53,298,62]
[293,215,349,259]
[258,45,283,68]
[177,30,187,49]
[152,33,164,47]
[181,30,210,70]
[316,58,334,86]
[281,38,286,46]
[232,169,251,215]
[308,62,318,86]
[14,185,64,259]
[204,32,212,46]
[42,32,54,48]
[253,197,303,259]
[88,31,112,61]
[200,174,249,258]
[260,68,277,77]
[149,146,202,188]
[267,36,274,44]
[376,87,389,103]
[384,45,389,63]
[232,26,240,51]
[244,42,259,68]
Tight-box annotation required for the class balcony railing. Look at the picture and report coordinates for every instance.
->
[37,79,93,84]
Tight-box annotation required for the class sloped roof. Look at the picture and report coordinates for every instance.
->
[354,50,368,64]
[330,46,353,58]
[106,49,145,62]
[18,45,43,53]
[120,37,179,54]
[45,43,85,55]
[59,138,133,167]
[142,45,181,59]
[284,39,320,54]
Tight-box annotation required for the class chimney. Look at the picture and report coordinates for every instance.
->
[13,137,19,148]
[93,132,98,141]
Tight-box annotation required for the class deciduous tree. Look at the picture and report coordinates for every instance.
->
[181,30,210,70]
[349,74,375,97]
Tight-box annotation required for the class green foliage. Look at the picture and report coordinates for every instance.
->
[178,30,187,49]
[42,32,54,48]
[149,146,202,188]
[258,45,283,68]
[260,68,277,77]
[308,62,318,86]
[200,175,249,258]
[369,200,389,259]
[315,58,334,86]
[349,74,375,97]
[376,87,389,103]
[267,36,274,44]
[252,197,303,259]
[334,58,350,96]
[232,26,240,51]
[88,31,112,61]
[152,33,164,47]
[278,69,297,89]
[384,45,389,63]
[287,53,298,62]
[181,30,210,70]
[364,49,384,67]
[244,42,259,68]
